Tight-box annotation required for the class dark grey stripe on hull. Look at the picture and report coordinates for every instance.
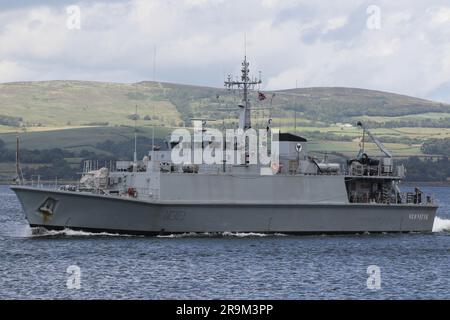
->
[30,224,427,237]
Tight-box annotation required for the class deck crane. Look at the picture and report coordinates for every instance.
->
[357,121,393,158]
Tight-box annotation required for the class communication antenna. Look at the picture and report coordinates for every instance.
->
[244,34,248,58]
[152,104,155,153]
[295,80,298,134]
[268,93,276,131]
[153,45,157,82]
[134,105,138,165]
[225,53,262,165]
[152,44,157,154]
[294,111,297,134]
[224,56,262,130]
[15,133,24,185]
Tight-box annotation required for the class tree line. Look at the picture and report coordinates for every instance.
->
[421,139,450,156]
[1,138,449,182]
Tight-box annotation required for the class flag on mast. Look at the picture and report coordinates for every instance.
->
[258,91,267,101]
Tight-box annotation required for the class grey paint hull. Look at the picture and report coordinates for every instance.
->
[11,186,437,235]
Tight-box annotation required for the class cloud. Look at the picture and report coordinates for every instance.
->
[0,0,450,103]
[0,60,35,82]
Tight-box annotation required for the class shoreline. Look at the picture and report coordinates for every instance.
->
[402,181,450,187]
[1,180,449,187]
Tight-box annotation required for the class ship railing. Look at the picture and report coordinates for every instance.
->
[29,175,44,188]
[346,163,405,178]
[349,191,434,205]
[25,175,78,191]
[83,160,117,173]
[397,191,434,205]
[27,176,58,189]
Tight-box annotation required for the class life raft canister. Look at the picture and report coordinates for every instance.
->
[127,187,137,198]
[271,162,280,174]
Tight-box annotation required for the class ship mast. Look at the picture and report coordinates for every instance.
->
[225,56,262,130]
[15,133,24,185]
[133,105,138,167]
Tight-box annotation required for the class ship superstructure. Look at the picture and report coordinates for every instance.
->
[11,58,437,235]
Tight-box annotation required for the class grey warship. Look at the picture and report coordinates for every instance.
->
[11,57,438,235]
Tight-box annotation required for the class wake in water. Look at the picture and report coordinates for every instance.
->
[433,217,450,233]
[31,228,288,238]
[222,232,288,238]
[30,227,136,238]
[27,228,289,238]
[29,222,450,238]
[157,232,288,238]
[3,219,448,239]
[0,228,287,239]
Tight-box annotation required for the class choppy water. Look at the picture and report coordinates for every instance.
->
[0,185,449,300]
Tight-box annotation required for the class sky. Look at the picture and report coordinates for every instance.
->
[1,0,450,102]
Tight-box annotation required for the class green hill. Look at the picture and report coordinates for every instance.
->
[0,81,183,129]
[2,80,450,182]
[1,80,450,158]
[1,80,450,130]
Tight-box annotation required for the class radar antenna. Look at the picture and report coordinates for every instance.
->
[224,56,262,130]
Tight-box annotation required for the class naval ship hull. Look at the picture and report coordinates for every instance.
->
[11,186,437,235]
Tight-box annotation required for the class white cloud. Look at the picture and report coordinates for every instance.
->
[0,0,450,102]
[429,6,450,25]
[184,0,225,8]
[324,16,348,33]
[0,60,35,82]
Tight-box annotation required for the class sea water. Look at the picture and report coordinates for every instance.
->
[0,185,449,299]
